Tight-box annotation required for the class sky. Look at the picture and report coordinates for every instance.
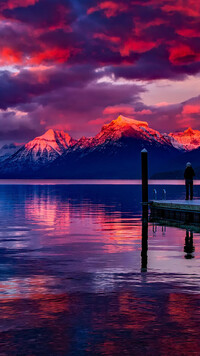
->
[0,0,200,143]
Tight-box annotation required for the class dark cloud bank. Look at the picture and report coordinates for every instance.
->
[0,0,199,142]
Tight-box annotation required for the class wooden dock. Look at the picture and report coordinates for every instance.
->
[151,200,200,212]
[150,200,200,224]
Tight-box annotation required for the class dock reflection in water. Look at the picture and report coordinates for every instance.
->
[150,216,198,262]
[184,230,195,259]
[0,183,200,355]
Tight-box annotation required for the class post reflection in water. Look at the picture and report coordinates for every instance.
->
[141,205,148,272]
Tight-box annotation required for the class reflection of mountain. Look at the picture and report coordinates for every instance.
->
[1,116,200,178]
[0,184,142,251]
[23,185,141,250]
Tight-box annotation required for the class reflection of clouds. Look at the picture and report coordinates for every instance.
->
[25,192,70,229]
[168,293,200,328]
[1,285,200,354]
[0,292,72,338]
[118,292,156,331]
[24,190,141,255]
[0,228,29,249]
[0,275,56,301]
[37,294,69,319]
[97,216,141,253]
[87,290,200,355]
[90,291,156,333]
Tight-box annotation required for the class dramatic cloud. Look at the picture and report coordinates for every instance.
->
[0,0,199,142]
[87,1,128,18]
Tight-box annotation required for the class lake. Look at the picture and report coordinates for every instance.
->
[0,181,200,355]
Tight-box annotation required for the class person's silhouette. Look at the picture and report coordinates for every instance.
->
[184,162,195,200]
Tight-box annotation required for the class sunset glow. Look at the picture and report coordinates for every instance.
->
[0,0,199,143]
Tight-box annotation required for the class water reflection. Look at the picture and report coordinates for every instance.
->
[184,230,195,259]
[150,218,197,260]
[0,184,200,355]
[141,204,148,272]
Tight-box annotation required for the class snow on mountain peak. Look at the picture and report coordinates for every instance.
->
[3,116,200,178]
[94,114,171,147]
[185,127,195,135]
[169,127,200,150]
[40,129,57,141]
[39,129,72,147]
[101,115,150,135]
[0,129,76,174]
[25,129,74,156]
[114,115,149,128]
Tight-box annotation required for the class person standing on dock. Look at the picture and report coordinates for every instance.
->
[184,162,195,200]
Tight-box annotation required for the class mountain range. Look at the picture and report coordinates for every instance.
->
[0,143,22,162]
[0,115,200,179]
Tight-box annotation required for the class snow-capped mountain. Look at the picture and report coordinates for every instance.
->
[1,116,200,178]
[24,129,76,157]
[0,143,22,162]
[92,116,173,146]
[71,115,174,151]
[0,129,76,176]
[41,116,179,179]
[169,128,200,151]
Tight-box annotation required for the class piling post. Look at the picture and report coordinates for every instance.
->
[141,149,148,271]
[141,149,148,206]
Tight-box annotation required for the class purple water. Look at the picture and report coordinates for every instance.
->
[0,182,200,355]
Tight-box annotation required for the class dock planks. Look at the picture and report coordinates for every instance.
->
[150,200,200,212]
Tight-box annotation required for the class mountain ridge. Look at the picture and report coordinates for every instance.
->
[1,115,200,178]
[0,143,22,162]
[0,129,76,176]
[169,127,200,151]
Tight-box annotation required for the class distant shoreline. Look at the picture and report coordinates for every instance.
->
[0,179,200,185]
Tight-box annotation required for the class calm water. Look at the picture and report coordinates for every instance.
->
[0,182,200,355]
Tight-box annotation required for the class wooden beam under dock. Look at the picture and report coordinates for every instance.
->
[150,200,200,212]
[150,200,200,224]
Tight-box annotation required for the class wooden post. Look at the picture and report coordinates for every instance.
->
[141,149,148,205]
[141,149,148,272]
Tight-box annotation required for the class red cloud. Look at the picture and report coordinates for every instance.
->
[0,45,76,66]
[120,39,156,56]
[87,1,128,18]
[134,18,167,36]
[155,102,170,107]
[139,109,152,115]
[182,104,200,115]
[88,117,109,126]
[103,105,135,115]
[169,44,200,65]
[94,33,121,44]
[176,28,199,38]
[0,47,22,64]
[1,0,39,10]
[103,106,152,116]
[176,101,200,128]
[30,48,72,65]
[162,0,200,17]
